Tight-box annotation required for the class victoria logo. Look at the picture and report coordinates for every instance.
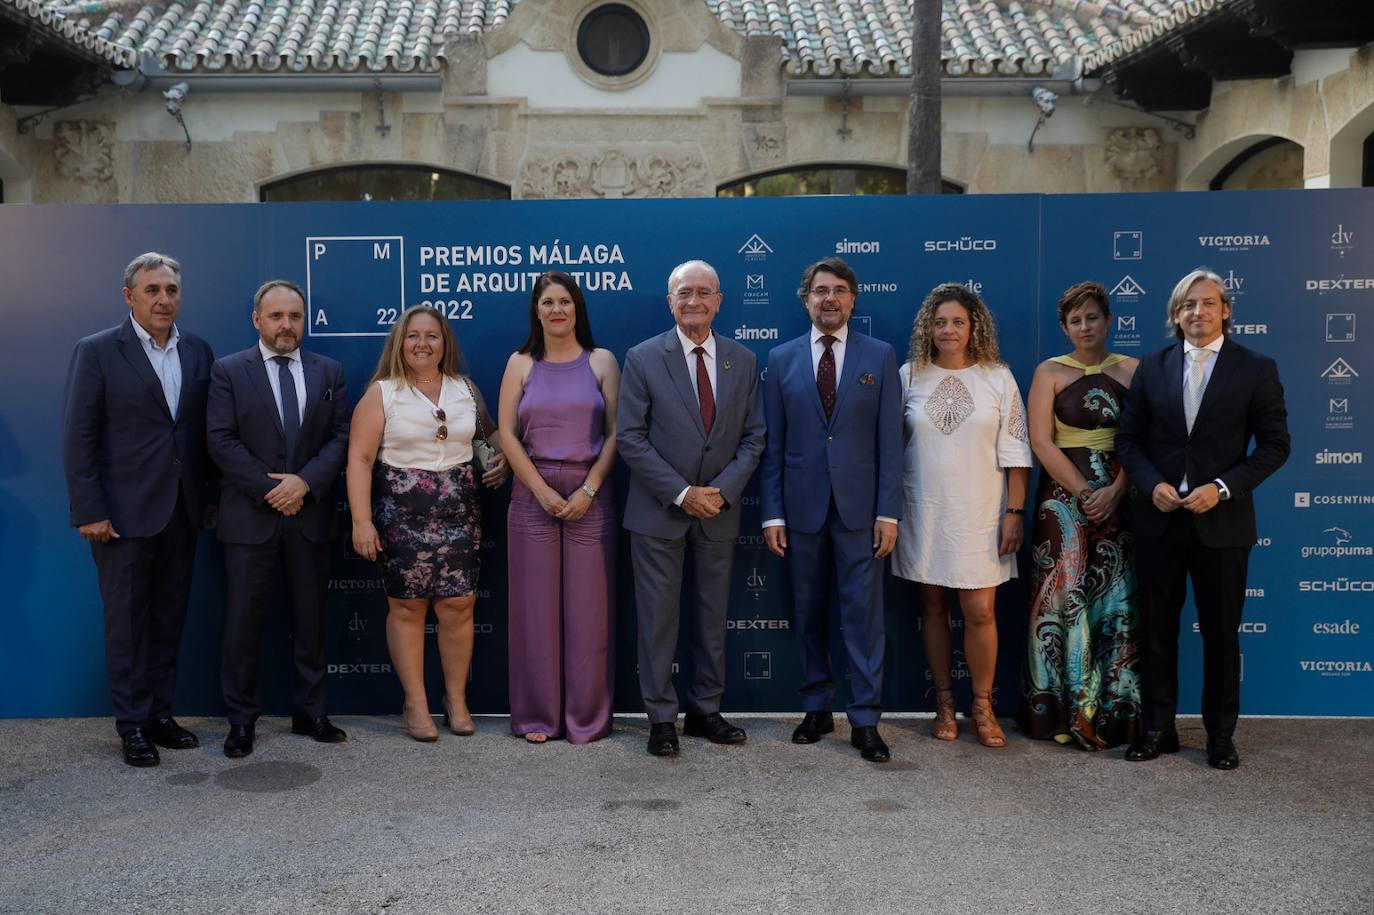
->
[1198,233,1271,251]
[1326,313,1356,343]
[1300,526,1373,558]
[1315,449,1363,465]
[738,234,773,259]
[1111,275,1145,297]
[1299,660,1372,675]
[1113,230,1143,261]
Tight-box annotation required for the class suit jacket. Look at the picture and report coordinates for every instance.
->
[760,328,903,534]
[617,329,766,541]
[62,316,215,538]
[1116,337,1290,548]
[207,346,349,545]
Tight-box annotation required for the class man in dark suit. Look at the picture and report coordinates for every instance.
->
[207,280,350,758]
[63,252,216,767]
[1116,267,1289,770]
[617,259,767,757]
[761,257,902,762]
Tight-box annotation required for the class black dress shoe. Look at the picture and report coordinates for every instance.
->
[1124,728,1181,761]
[291,715,347,743]
[1207,735,1240,770]
[792,711,835,744]
[121,728,160,768]
[646,722,679,757]
[850,725,891,762]
[224,724,255,759]
[147,716,199,750]
[682,712,746,744]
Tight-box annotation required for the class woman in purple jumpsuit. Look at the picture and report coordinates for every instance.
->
[497,272,620,743]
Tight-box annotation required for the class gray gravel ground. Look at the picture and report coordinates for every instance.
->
[0,715,1370,915]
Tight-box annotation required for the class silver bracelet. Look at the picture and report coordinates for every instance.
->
[580,483,597,498]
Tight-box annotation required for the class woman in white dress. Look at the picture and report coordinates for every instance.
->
[892,283,1032,747]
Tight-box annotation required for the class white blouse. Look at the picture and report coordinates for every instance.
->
[377,376,476,471]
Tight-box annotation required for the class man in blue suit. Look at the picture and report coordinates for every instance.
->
[207,280,350,759]
[762,257,903,762]
[63,252,216,767]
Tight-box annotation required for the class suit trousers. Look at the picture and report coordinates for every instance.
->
[632,525,736,724]
[90,493,197,736]
[787,499,886,727]
[221,516,331,725]
[507,462,615,743]
[1134,509,1251,738]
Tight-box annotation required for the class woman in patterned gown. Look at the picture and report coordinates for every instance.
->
[1018,281,1142,750]
[891,283,1033,748]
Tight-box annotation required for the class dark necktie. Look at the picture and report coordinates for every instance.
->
[817,335,837,420]
[693,345,715,435]
[273,355,300,472]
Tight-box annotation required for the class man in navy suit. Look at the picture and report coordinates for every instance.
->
[1117,267,1289,770]
[207,280,350,758]
[63,252,216,767]
[761,257,903,762]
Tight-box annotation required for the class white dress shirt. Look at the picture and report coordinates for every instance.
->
[1179,334,1229,497]
[259,340,306,427]
[130,315,181,420]
[673,327,718,507]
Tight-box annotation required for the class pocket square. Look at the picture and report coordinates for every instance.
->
[859,372,875,386]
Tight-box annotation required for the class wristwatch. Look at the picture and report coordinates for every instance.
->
[580,483,597,498]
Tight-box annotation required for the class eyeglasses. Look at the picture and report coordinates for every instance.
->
[432,407,448,441]
[807,285,853,299]
[673,288,721,303]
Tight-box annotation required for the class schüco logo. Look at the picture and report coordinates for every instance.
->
[923,236,997,253]
[734,324,779,341]
[1298,579,1374,592]
[835,239,881,254]
[1313,620,1361,635]
[1315,449,1363,465]
[1299,660,1372,674]
[1193,621,1266,633]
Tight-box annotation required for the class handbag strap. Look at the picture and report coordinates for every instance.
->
[462,375,491,438]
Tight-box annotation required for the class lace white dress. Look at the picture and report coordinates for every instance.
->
[891,361,1033,589]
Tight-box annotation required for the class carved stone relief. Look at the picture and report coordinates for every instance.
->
[743,122,786,170]
[1103,127,1164,181]
[520,150,709,199]
[54,121,115,182]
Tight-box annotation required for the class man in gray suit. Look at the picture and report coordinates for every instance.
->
[617,260,767,757]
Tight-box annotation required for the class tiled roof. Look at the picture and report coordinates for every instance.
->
[0,0,1190,77]
[1082,0,1228,71]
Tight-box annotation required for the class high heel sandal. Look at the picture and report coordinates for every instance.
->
[932,687,958,741]
[403,702,439,742]
[442,698,476,737]
[969,692,1006,748]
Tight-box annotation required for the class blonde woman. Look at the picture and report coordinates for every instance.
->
[347,305,508,741]
[892,283,1032,748]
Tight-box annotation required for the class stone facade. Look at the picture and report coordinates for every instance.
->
[0,1,1371,204]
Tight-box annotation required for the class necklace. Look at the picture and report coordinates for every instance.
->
[413,374,439,384]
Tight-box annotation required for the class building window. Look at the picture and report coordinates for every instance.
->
[261,165,510,202]
[1209,138,1303,191]
[577,4,650,78]
[718,165,963,197]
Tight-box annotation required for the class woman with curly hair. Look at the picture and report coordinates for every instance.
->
[1017,282,1141,750]
[892,283,1032,747]
[347,305,509,741]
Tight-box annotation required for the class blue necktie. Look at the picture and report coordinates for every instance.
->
[273,355,300,472]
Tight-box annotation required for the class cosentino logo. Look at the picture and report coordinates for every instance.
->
[734,324,779,341]
[1299,659,1372,675]
[923,236,997,253]
[1294,492,1374,507]
[1315,449,1363,465]
[835,239,881,254]
[1198,233,1271,251]
[1300,526,1373,559]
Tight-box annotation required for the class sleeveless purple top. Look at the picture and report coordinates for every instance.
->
[517,350,606,463]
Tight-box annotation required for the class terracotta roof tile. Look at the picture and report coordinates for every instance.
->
[0,0,1195,77]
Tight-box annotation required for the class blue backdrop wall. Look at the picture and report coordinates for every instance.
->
[1,190,1369,719]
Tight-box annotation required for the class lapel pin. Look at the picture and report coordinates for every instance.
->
[859,372,875,385]
[722,360,732,371]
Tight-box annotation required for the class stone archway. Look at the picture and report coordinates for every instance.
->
[1181,134,1304,191]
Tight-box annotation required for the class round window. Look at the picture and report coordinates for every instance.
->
[576,4,650,77]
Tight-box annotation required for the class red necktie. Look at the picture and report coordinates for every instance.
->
[694,345,715,435]
[817,335,837,420]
